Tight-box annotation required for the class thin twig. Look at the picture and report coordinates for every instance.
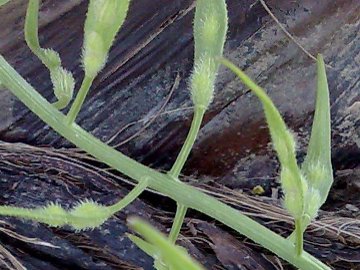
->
[107,74,181,147]
[259,0,317,62]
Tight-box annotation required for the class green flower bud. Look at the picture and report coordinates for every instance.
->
[190,0,227,109]
[194,0,227,63]
[271,129,297,168]
[24,1,74,109]
[301,54,333,207]
[69,200,111,231]
[304,189,321,220]
[51,67,75,108]
[190,57,216,109]
[82,31,107,78]
[281,168,307,194]
[283,191,303,219]
[41,48,61,69]
[302,162,328,191]
[281,168,308,218]
[83,0,130,78]
[37,202,67,227]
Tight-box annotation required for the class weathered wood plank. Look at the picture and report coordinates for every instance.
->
[0,1,359,269]
[0,1,358,184]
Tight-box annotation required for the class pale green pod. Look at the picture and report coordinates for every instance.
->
[302,162,328,191]
[220,58,306,218]
[281,168,307,218]
[41,48,61,69]
[83,0,130,78]
[38,202,68,227]
[193,0,227,64]
[283,192,303,218]
[301,55,333,204]
[82,31,107,78]
[190,58,217,109]
[190,0,228,109]
[51,67,75,110]
[304,189,321,220]
[69,200,112,231]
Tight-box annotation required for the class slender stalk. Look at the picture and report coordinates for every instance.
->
[66,76,94,125]
[295,218,304,255]
[108,179,148,214]
[168,107,205,242]
[169,107,205,178]
[168,204,187,243]
[0,55,330,270]
[53,99,68,110]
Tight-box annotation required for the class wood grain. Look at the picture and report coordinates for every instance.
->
[0,0,359,269]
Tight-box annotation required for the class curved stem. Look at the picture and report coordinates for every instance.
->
[295,218,304,255]
[168,106,205,242]
[0,55,330,270]
[169,107,205,178]
[109,179,149,214]
[168,204,187,243]
[66,76,94,125]
[53,99,68,110]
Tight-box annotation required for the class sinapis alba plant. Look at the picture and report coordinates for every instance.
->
[0,1,333,269]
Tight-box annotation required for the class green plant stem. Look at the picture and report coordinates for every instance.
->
[0,0,10,7]
[169,107,205,178]
[108,179,149,214]
[0,55,330,270]
[168,203,187,243]
[288,215,310,242]
[53,99,68,110]
[66,76,94,125]
[167,107,205,243]
[295,218,304,255]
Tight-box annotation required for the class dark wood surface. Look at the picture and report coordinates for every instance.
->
[0,0,359,269]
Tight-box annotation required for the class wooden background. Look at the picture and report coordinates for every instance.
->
[0,0,359,269]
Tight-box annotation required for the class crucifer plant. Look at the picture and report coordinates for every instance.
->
[0,0,333,269]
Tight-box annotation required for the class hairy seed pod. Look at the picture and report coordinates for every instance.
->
[83,0,130,78]
[69,200,111,231]
[304,189,321,220]
[283,192,303,218]
[190,58,217,109]
[302,162,328,192]
[190,0,227,109]
[82,31,107,78]
[51,67,75,108]
[39,202,68,227]
[193,0,227,63]
[281,168,307,218]
[301,55,333,205]
[41,48,61,69]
